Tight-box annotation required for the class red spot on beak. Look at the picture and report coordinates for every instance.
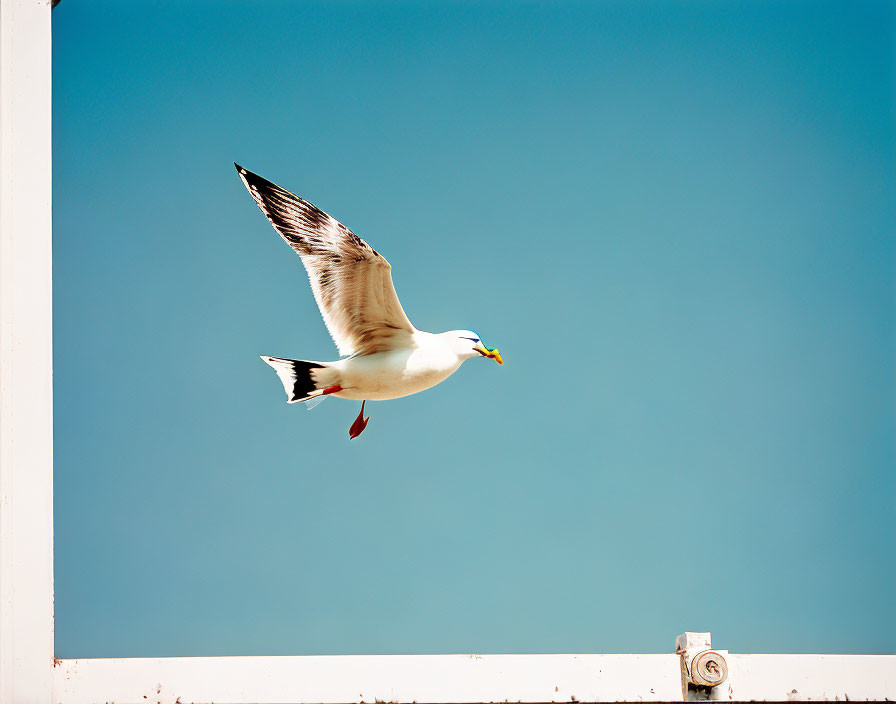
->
[349,400,370,439]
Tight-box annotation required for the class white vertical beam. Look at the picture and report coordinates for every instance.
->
[0,0,54,703]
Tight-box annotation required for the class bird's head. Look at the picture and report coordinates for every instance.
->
[449,330,503,365]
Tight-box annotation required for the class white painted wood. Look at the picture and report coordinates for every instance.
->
[0,0,55,702]
[53,653,896,704]
[53,654,684,704]
[727,654,896,702]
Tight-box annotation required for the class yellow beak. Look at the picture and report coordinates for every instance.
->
[474,344,503,365]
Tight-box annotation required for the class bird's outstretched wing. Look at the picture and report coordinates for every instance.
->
[236,164,416,356]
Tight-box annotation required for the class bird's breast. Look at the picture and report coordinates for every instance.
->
[334,346,463,401]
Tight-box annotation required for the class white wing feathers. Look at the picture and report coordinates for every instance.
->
[236,164,416,357]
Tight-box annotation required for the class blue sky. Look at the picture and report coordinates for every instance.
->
[53,1,894,657]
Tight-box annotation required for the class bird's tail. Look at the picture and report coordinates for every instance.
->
[260,356,339,404]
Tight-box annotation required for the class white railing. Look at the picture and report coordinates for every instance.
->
[51,649,896,704]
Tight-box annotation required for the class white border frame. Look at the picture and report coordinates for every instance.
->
[50,654,896,704]
[1,1,894,702]
[1,0,54,701]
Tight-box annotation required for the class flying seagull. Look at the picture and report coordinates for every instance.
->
[235,164,503,438]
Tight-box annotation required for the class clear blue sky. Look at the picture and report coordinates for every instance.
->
[53,0,894,657]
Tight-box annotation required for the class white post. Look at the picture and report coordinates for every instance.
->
[0,0,54,702]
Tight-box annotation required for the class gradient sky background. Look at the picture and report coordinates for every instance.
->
[53,0,894,657]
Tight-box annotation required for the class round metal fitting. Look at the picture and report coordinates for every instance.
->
[690,650,728,687]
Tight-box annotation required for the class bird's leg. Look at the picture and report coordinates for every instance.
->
[349,400,370,439]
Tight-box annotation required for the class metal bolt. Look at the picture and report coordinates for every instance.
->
[690,650,728,687]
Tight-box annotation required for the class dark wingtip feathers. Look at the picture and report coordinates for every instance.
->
[233,163,281,197]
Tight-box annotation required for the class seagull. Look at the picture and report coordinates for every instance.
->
[235,164,503,439]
